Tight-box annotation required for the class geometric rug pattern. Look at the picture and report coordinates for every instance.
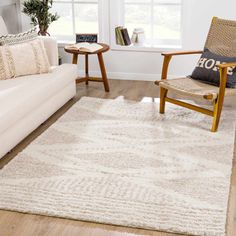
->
[0,97,235,236]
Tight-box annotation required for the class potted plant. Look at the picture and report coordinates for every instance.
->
[22,0,59,36]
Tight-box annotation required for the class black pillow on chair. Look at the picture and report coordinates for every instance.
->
[191,49,236,88]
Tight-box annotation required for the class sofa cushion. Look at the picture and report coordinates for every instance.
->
[0,64,77,134]
[39,36,59,67]
[0,39,50,80]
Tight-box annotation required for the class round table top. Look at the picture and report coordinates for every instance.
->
[64,43,110,55]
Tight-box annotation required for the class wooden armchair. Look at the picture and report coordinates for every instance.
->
[155,17,236,132]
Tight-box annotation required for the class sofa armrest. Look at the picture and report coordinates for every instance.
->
[38,36,59,66]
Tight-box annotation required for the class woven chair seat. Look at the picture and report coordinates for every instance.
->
[159,77,236,100]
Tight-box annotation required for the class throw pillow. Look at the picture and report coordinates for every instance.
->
[191,49,236,88]
[0,39,50,80]
[0,27,38,45]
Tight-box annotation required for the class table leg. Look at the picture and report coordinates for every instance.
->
[72,54,78,64]
[85,54,89,85]
[97,53,110,92]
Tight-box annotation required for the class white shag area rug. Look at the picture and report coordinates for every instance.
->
[0,97,235,236]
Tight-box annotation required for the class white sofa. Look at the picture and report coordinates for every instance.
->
[0,20,77,159]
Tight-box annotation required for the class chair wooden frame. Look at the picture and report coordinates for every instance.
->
[156,51,236,132]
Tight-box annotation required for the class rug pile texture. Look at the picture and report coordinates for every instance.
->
[0,97,235,236]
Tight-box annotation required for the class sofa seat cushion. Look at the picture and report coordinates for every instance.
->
[0,64,77,134]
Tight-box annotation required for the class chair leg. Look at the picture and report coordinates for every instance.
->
[160,87,168,114]
[211,99,224,132]
[211,66,227,132]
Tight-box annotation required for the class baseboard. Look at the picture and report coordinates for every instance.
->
[78,70,178,81]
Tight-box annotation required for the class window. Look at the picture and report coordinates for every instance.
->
[110,0,182,49]
[50,0,99,41]
[49,0,182,48]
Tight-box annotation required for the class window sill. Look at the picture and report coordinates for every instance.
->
[57,40,182,53]
[57,40,75,48]
[111,44,182,53]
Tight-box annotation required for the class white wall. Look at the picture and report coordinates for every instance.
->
[21,0,236,81]
[0,0,21,34]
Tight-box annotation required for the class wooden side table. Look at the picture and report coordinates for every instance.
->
[64,43,110,92]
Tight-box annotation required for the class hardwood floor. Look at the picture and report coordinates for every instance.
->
[0,79,235,236]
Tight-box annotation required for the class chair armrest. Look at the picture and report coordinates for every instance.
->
[162,50,203,56]
[217,62,236,69]
[216,62,236,92]
[215,62,236,100]
[216,62,236,89]
[38,36,59,66]
[159,50,202,81]
[157,50,203,82]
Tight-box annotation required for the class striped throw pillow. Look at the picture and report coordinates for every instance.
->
[0,27,38,45]
[0,39,50,80]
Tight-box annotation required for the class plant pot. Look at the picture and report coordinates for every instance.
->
[38,25,50,36]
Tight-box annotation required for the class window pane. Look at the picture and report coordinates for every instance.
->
[50,1,98,38]
[124,4,151,42]
[49,3,73,36]
[123,0,182,45]
[74,3,98,34]
[153,5,181,40]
